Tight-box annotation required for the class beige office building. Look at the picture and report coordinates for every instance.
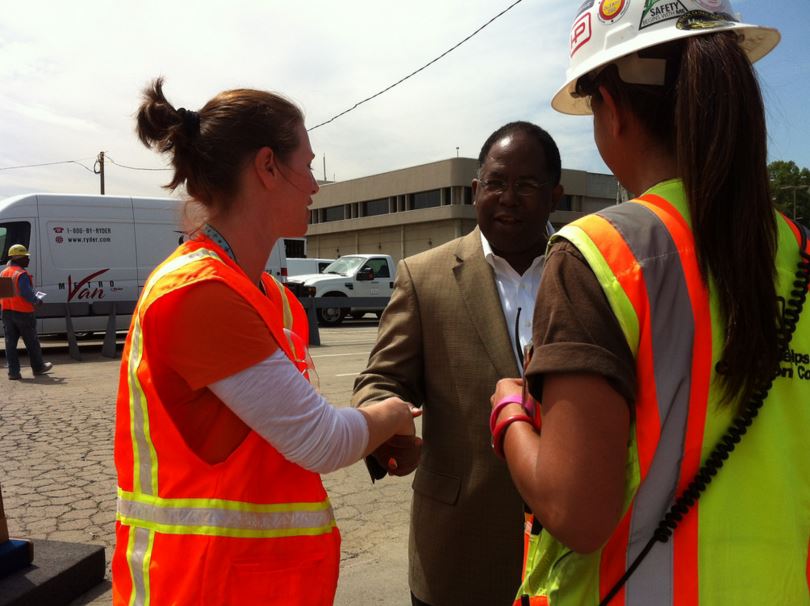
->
[306,157,618,263]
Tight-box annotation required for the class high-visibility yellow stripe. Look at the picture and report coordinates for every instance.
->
[128,315,158,496]
[126,524,137,606]
[142,529,154,606]
[126,525,154,606]
[117,492,336,537]
[267,274,294,330]
[266,273,302,358]
[553,225,640,356]
[116,514,337,539]
[128,248,227,498]
[118,487,332,513]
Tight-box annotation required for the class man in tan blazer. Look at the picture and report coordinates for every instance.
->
[353,122,563,606]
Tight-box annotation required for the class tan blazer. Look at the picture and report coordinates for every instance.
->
[352,227,526,606]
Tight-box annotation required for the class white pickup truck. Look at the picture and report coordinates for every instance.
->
[287,254,396,325]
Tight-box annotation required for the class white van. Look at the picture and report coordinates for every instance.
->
[0,193,287,337]
[287,257,334,277]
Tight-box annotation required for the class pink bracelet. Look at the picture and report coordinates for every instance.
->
[489,396,526,434]
[491,414,533,459]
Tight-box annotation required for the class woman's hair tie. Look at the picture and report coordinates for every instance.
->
[177,107,200,137]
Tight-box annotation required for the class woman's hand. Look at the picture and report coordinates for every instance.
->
[379,396,421,436]
[359,397,421,458]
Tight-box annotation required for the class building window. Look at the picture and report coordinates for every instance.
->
[363,198,389,216]
[323,205,345,222]
[463,186,473,205]
[412,189,441,210]
[557,194,572,211]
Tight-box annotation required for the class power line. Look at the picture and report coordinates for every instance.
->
[2,0,525,176]
[307,0,525,132]
[0,159,95,173]
[105,154,171,172]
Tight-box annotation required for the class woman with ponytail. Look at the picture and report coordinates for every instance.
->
[490,4,809,604]
[112,79,417,605]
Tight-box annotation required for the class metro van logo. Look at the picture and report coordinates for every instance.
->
[53,227,64,234]
[67,269,109,302]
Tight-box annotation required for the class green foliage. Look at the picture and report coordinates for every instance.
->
[769,160,810,225]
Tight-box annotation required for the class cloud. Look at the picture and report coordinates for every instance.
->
[1,0,807,200]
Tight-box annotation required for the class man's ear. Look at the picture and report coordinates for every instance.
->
[471,179,479,205]
[254,146,278,190]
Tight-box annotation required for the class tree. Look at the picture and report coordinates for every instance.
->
[769,160,810,225]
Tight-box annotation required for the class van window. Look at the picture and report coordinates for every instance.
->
[0,221,32,263]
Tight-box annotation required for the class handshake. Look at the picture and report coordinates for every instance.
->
[367,432,423,481]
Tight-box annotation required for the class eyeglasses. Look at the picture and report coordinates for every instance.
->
[479,178,549,198]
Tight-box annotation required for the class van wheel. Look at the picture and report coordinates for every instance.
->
[318,293,348,326]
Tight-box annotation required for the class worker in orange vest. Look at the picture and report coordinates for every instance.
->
[1,244,52,380]
[112,78,419,605]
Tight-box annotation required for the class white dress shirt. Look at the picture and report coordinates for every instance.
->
[480,222,554,372]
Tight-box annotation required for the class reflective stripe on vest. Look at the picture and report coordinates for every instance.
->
[128,248,224,497]
[264,272,299,354]
[0,265,35,313]
[117,489,335,538]
[516,181,810,605]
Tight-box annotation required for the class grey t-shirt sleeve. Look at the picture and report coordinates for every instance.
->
[525,240,636,405]
[209,350,369,474]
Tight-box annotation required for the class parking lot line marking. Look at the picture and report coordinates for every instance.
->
[335,372,360,377]
[310,352,369,358]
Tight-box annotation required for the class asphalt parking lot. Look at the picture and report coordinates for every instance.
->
[0,319,418,605]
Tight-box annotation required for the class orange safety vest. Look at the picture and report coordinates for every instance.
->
[112,236,340,606]
[515,180,810,605]
[0,264,35,313]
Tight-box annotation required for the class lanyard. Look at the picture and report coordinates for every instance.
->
[201,223,237,264]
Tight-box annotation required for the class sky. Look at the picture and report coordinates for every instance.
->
[1,0,809,200]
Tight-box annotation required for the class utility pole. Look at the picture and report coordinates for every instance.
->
[94,151,105,195]
[323,154,327,182]
[779,184,810,221]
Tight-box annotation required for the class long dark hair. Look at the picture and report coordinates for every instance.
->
[587,32,778,405]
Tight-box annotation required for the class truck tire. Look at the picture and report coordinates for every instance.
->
[318,292,348,326]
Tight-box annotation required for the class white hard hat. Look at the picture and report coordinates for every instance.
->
[552,0,780,115]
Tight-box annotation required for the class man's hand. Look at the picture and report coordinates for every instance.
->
[371,433,423,477]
